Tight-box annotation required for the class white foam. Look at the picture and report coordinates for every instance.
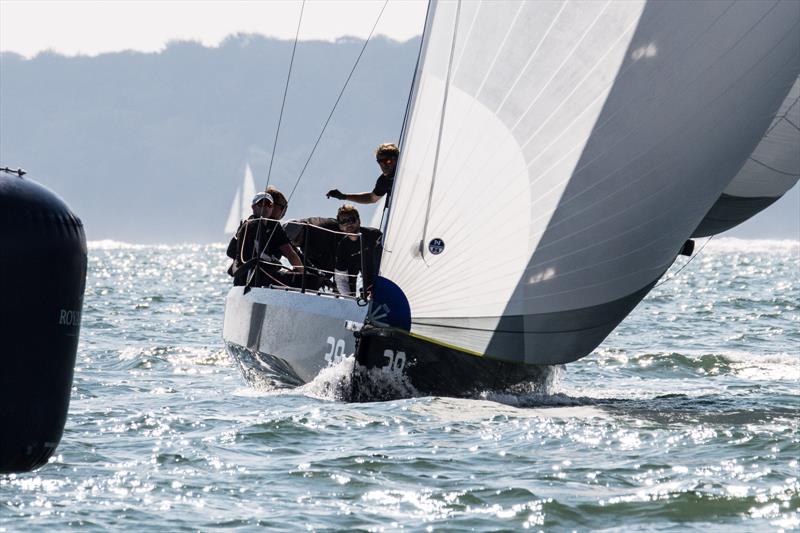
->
[296,355,358,401]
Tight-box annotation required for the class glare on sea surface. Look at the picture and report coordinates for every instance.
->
[2,239,797,530]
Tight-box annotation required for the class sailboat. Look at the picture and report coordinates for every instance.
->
[224,164,257,234]
[223,0,800,399]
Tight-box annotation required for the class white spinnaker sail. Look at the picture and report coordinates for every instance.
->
[380,0,800,362]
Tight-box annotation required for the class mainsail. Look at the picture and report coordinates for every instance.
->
[224,164,258,234]
[380,0,800,364]
[694,75,800,237]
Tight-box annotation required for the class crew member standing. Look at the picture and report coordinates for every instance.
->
[326,143,399,204]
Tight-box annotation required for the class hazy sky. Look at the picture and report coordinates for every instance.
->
[0,0,428,57]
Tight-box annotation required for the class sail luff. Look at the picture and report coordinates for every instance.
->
[381,0,438,246]
[419,0,462,262]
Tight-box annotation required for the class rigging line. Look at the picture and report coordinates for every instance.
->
[266,0,306,189]
[286,0,390,202]
[420,0,462,263]
[247,0,306,293]
[784,116,800,132]
[653,236,714,289]
[763,93,800,136]
[764,96,800,137]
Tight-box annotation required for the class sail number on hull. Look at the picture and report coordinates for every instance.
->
[325,336,347,364]
[382,349,406,372]
[324,337,408,373]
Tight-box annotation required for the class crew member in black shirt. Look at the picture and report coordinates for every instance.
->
[284,216,340,286]
[326,143,399,204]
[333,205,381,298]
[226,192,304,287]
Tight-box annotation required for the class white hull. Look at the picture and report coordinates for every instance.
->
[222,287,366,386]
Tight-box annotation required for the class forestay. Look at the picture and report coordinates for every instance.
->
[379,0,800,363]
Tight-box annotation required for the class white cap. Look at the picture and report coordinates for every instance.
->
[251,192,274,206]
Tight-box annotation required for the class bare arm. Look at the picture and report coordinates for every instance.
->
[344,192,381,204]
[334,270,353,296]
[327,189,382,204]
[279,243,304,271]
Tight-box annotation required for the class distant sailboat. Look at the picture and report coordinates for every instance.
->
[224,164,257,234]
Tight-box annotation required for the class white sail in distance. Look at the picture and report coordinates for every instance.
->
[380,0,800,364]
[224,186,242,234]
[224,164,258,234]
[242,164,256,218]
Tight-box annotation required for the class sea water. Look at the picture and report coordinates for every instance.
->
[0,238,797,531]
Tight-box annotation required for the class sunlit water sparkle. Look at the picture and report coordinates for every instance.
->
[1,238,798,531]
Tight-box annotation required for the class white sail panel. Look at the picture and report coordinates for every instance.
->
[381,0,800,361]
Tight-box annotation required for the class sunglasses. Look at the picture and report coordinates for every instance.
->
[376,157,396,164]
[338,216,359,225]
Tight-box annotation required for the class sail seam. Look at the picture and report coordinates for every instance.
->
[508,1,612,133]
[747,156,799,177]
[444,0,735,214]
[473,1,525,100]
[494,1,569,114]
[764,93,800,136]
[505,6,798,245]
[783,116,800,132]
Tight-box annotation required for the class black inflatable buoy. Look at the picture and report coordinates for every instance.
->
[0,170,87,473]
